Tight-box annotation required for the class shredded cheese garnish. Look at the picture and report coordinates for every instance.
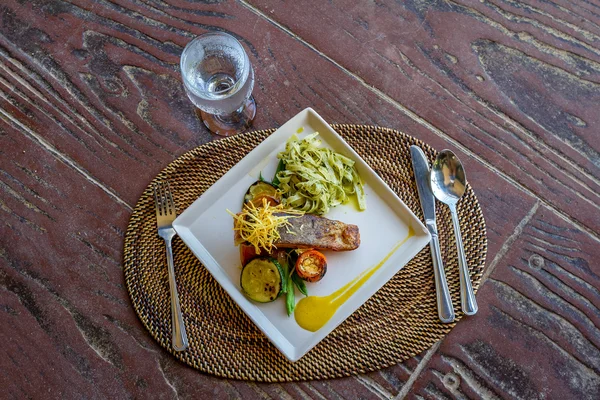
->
[227,199,303,253]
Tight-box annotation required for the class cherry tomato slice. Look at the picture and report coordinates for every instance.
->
[295,250,327,282]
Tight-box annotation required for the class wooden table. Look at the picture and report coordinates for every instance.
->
[1,1,599,398]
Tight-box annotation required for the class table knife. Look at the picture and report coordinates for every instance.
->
[410,145,455,323]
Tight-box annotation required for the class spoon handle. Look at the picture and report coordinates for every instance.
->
[449,204,478,315]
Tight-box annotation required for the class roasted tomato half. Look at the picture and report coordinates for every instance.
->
[240,243,266,266]
[295,250,327,282]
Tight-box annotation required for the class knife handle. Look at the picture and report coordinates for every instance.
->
[428,224,455,323]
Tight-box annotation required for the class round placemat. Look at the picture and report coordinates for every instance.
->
[123,125,487,382]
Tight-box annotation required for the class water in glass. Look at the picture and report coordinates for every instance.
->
[181,32,256,135]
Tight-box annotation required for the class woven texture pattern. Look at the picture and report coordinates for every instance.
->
[123,125,487,382]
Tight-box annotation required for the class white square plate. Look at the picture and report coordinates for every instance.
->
[173,108,430,362]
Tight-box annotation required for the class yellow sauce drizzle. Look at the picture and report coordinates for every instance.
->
[294,226,415,331]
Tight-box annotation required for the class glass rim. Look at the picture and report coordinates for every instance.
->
[180,32,250,97]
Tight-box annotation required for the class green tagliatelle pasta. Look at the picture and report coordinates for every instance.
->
[275,132,366,215]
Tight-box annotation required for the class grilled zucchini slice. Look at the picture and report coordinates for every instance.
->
[243,181,280,207]
[240,257,284,303]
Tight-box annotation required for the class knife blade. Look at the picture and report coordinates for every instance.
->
[410,145,455,323]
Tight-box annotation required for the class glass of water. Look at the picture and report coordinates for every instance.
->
[180,32,256,136]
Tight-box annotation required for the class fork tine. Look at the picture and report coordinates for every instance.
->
[159,181,167,216]
[166,181,175,215]
[160,182,167,216]
[153,181,177,218]
[163,182,170,215]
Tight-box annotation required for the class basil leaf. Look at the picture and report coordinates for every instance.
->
[292,272,308,296]
[272,159,285,187]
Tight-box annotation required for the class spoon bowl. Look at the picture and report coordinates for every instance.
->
[430,150,478,316]
[430,151,466,205]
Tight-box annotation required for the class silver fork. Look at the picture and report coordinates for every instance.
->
[153,181,188,351]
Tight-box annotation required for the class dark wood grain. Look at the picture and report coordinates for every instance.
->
[0,124,236,399]
[249,0,600,235]
[0,0,534,255]
[0,0,597,398]
[409,205,600,399]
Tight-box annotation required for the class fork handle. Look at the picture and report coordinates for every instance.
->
[165,236,189,351]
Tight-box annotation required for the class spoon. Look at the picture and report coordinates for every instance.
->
[430,150,478,316]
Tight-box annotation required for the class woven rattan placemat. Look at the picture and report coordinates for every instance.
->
[123,125,487,382]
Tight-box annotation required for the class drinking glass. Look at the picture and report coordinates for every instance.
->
[180,32,256,136]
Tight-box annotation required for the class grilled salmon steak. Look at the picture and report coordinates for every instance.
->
[234,213,360,251]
